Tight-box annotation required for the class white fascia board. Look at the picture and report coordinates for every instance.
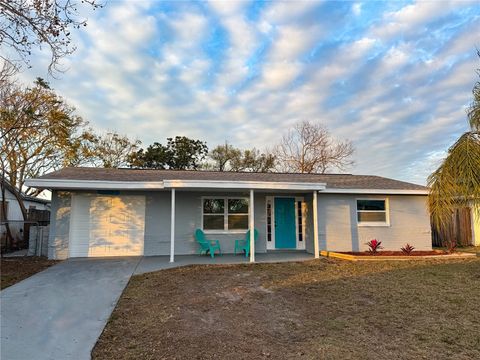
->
[24,178,165,190]
[321,188,429,195]
[163,180,326,191]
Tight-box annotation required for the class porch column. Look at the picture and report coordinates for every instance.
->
[170,188,176,263]
[313,190,320,259]
[249,189,255,263]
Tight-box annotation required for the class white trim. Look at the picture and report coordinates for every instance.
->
[321,188,428,195]
[313,191,319,258]
[201,196,249,232]
[170,189,175,263]
[164,179,326,191]
[67,193,77,258]
[25,178,165,190]
[249,189,255,263]
[26,178,426,195]
[266,196,275,250]
[294,197,306,250]
[356,198,390,227]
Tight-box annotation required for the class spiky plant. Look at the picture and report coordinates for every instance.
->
[428,52,480,244]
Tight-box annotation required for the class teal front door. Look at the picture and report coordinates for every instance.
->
[274,198,296,249]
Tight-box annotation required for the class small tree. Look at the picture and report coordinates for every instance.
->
[209,142,241,171]
[274,120,354,173]
[87,132,141,168]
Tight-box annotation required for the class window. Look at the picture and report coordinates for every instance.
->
[357,199,388,225]
[202,198,249,231]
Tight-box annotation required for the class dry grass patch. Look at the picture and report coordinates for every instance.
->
[93,258,480,360]
[0,256,59,290]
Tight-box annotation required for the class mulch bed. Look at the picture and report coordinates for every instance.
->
[0,256,59,290]
[341,251,449,256]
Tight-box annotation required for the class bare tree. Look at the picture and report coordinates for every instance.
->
[208,142,276,172]
[0,0,102,75]
[208,142,241,171]
[274,120,354,173]
[87,132,141,168]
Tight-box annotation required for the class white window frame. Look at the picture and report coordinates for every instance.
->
[356,198,390,227]
[201,196,249,234]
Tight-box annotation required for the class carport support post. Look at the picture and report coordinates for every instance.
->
[313,190,320,259]
[170,188,175,263]
[249,189,255,263]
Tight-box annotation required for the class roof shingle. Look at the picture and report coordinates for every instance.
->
[37,167,427,191]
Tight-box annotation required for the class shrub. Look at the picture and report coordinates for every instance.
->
[443,239,457,254]
[401,243,415,255]
[365,239,383,254]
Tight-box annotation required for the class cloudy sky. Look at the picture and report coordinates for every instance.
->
[20,0,480,185]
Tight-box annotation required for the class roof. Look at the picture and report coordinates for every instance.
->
[27,167,428,194]
[2,180,50,204]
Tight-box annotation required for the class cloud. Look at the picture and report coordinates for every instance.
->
[17,0,480,186]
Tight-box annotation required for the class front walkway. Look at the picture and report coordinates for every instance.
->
[0,252,314,360]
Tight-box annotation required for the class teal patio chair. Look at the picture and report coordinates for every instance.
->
[194,229,221,258]
[234,229,259,258]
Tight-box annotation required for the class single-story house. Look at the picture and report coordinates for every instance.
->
[25,167,432,261]
[1,181,51,247]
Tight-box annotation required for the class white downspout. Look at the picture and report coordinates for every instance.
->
[313,190,319,259]
[249,189,255,263]
[170,188,175,263]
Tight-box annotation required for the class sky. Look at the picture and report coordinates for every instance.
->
[19,0,480,185]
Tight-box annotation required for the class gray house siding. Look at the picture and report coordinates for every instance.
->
[47,190,431,259]
[48,191,72,259]
[317,194,431,252]
[144,191,267,256]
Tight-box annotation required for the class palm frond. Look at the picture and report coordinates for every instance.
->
[428,131,480,229]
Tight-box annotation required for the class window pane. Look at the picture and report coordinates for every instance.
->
[357,200,385,211]
[203,215,225,230]
[228,214,248,230]
[358,211,386,222]
[228,199,248,214]
[203,199,224,214]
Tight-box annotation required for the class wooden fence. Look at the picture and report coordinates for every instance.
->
[431,207,472,247]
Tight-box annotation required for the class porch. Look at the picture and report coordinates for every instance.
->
[166,179,326,263]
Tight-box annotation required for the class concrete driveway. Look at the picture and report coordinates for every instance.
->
[1,257,140,360]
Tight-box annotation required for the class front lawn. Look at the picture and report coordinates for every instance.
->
[93,258,480,360]
[0,256,59,290]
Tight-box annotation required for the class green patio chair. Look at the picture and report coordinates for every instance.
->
[234,229,259,258]
[194,229,221,258]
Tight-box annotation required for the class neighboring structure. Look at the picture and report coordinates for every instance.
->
[472,203,480,246]
[25,167,432,261]
[1,181,51,248]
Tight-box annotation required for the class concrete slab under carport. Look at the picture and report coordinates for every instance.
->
[1,257,140,360]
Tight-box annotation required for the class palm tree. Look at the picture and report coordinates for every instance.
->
[428,53,480,247]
